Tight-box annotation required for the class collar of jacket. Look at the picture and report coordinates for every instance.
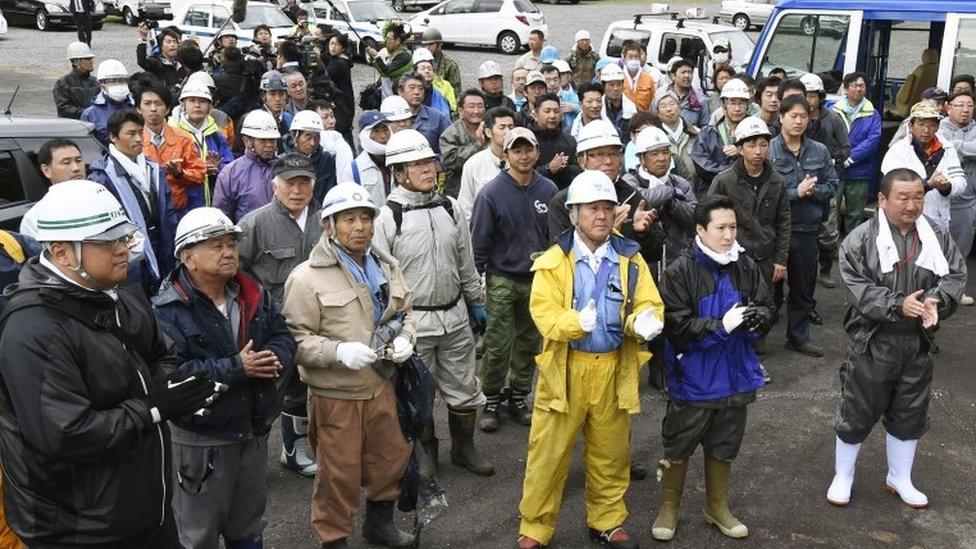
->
[92,92,134,107]
[498,170,543,191]
[272,196,321,218]
[832,97,876,121]
[388,185,436,206]
[175,114,219,137]
[546,230,641,261]
[156,266,263,334]
[308,233,399,269]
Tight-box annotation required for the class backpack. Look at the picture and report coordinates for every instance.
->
[385,197,456,236]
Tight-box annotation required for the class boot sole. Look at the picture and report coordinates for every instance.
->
[651,526,675,541]
[451,455,495,476]
[825,497,849,507]
[884,484,928,509]
[703,512,748,538]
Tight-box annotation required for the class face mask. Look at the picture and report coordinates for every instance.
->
[713,51,730,64]
[626,60,641,72]
[106,84,129,102]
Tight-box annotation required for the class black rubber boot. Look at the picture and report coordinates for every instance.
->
[480,393,501,432]
[507,388,532,426]
[418,419,438,478]
[362,500,415,548]
[448,408,495,476]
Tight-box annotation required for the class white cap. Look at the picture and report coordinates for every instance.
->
[385,129,436,166]
[720,78,751,100]
[217,27,238,39]
[33,180,136,242]
[634,126,670,153]
[713,37,731,50]
[576,120,622,153]
[666,55,683,72]
[552,60,571,74]
[186,71,215,89]
[290,110,324,133]
[478,60,503,80]
[173,207,241,257]
[240,109,281,139]
[96,59,128,81]
[321,182,380,220]
[380,95,413,122]
[179,82,212,102]
[66,41,94,60]
[800,73,824,93]
[565,170,618,207]
[733,116,772,145]
[412,48,434,66]
[600,64,624,82]
[575,30,591,43]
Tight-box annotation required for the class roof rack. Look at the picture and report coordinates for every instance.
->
[632,7,720,28]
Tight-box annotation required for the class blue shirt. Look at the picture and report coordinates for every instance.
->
[413,104,451,154]
[570,238,624,353]
[336,244,388,323]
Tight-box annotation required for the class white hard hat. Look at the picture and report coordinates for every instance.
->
[412,48,434,66]
[733,116,772,145]
[33,180,136,243]
[385,129,436,166]
[240,109,281,139]
[66,41,94,60]
[290,110,324,133]
[179,82,212,102]
[600,64,624,82]
[720,78,751,100]
[186,71,215,89]
[552,59,571,74]
[575,29,591,43]
[380,95,413,122]
[565,170,619,207]
[478,60,503,80]
[96,59,129,81]
[217,27,238,39]
[576,120,622,154]
[800,73,825,93]
[321,182,380,220]
[173,207,241,258]
[634,126,671,154]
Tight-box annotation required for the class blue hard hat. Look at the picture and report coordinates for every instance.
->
[540,45,560,65]
[359,110,389,131]
[594,57,615,72]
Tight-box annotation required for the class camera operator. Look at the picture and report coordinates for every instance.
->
[137,24,181,87]
[244,25,278,71]
[208,28,239,72]
[289,8,312,38]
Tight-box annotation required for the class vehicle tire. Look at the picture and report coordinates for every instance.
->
[801,15,817,35]
[392,0,406,11]
[732,13,750,30]
[35,10,49,31]
[122,7,137,26]
[497,31,520,55]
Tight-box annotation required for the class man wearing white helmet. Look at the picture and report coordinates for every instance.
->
[54,41,99,119]
[380,94,415,133]
[170,71,238,148]
[282,182,416,549]
[308,99,356,182]
[600,64,637,141]
[517,170,663,549]
[373,129,493,478]
[440,89,487,198]
[171,80,236,205]
[214,109,281,222]
[412,48,455,117]
[0,181,216,547]
[81,59,135,147]
[286,110,338,203]
[692,77,752,188]
[478,60,517,111]
[565,29,599,90]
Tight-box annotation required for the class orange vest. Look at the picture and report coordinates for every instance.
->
[624,70,657,112]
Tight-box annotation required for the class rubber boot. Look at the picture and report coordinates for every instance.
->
[819,260,837,289]
[702,457,748,539]
[826,436,861,506]
[884,433,928,508]
[362,500,415,548]
[507,388,532,426]
[448,408,495,476]
[480,393,501,432]
[280,413,317,477]
[418,419,438,479]
[652,459,688,541]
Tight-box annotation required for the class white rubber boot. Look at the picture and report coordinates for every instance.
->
[885,433,928,508]
[826,436,861,506]
[280,413,318,477]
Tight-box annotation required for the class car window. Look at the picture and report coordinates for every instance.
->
[213,9,227,28]
[477,0,503,13]
[606,28,651,59]
[15,137,105,185]
[953,18,976,78]
[759,13,851,78]
[660,33,705,65]
[222,4,293,29]
[346,1,399,21]
[183,7,210,26]
[443,0,477,15]
[513,0,538,13]
[0,151,25,205]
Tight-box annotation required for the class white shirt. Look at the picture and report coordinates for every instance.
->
[880,137,967,231]
[293,206,309,230]
[354,151,386,206]
[457,148,505,221]
[573,232,610,273]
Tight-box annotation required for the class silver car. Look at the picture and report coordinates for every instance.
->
[720,0,775,31]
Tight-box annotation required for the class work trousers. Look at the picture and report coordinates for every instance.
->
[662,400,748,461]
[73,12,92,46]
[481,275,541,396]
[519,351,631,545]
[786,231,818,345]
[835,329,933,444]
[277,357,308,417]
[415,326,486,410]
[837,179,869,235]
[172,437,268,549]
[308,385,410,543]
[818,197,839,264]
[949,202,976,258]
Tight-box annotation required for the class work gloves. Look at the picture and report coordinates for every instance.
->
[150,372,222,422]
[722,305,747,333]
[634,308,664,341]
[390,336,413,363]
[468,303,488,333]
[578,299,597,332]
[336,342,377,370]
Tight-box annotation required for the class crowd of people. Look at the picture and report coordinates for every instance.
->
[0,11,971,549]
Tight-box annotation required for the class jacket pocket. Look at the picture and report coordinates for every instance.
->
[265,246,298,284]
[316,288,361,341]
[176,445,215,495]
[72,462,115,508]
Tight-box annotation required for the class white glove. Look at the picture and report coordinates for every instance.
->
[578,299,597,332]
[335,342,377,370]
[391,336,413,363]
[633,308,664,341]
[722,305,747,333]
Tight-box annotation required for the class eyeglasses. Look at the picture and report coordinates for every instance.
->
[87,232,136,249]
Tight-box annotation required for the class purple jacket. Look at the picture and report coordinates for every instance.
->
[80,92,135,147]
[212,149,275,222]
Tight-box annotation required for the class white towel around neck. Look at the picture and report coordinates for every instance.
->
[875,212,949,276]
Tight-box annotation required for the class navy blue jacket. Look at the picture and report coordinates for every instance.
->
[662,245,770,404]
[152,267,296,441]
[767,136,839,233]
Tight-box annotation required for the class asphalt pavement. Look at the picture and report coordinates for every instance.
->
[1,2,975,548]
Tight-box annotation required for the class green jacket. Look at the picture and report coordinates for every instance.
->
[433,50,462,102]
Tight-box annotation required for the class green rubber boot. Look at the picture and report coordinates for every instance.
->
[651,459,688,541]
[703,457,748,539]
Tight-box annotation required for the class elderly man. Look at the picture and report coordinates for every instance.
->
[440,89,487,198]
[0,181,216,547]
[287,111,338,204]
[457,107,516,220]
[236,154,322,477]
[373,129,493,477]
[565,29,599,90]
[516,170,664,549]
[399,72,451,153]
[284,70,310,115]
[353,111,394,206]
[82,59,135,147]
[54,41,99,119]
[215,110,281,222]
[171,82,235,206]
[153,207,296,549]
[283,183,416,548]
[826,168,966,509]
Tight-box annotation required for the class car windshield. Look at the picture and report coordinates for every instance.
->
[347,1,399,22]
[234,5,294,29]
[710,30,754,67]
[514,0,539,13]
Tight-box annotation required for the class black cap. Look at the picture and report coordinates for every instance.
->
[274,153,315,180]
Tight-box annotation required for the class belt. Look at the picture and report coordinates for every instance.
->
[568,349,621,364]
[412,290,462,312]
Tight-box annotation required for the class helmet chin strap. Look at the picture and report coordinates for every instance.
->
[70,241,94,281]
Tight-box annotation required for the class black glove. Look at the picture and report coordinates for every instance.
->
[150,372,215,421]
[741,304,770,332]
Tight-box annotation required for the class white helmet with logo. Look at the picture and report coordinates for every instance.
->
[385,129,435,166]
[96,59,129,81]
[66,41,94,60]
[733,116,772,145]
[173,207,241,257]
[600,63,625,82]
[380,95,413,122]
[800,73,825,93]
[290,110,324,133]
[565,170,619,207]
[186,70,216,89]
[33,180,136,243]
[576,120,622,154]
[240,109,281,139]
[179,82,212,102]
[634,126,671,154]
[320,182,380,220]
[478,60,503,80]
[720,78,751,100]
[412,48,434,66]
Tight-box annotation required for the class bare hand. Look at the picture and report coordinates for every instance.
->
[164,158,184,176]
[772,263,787,282]
[902,289,927,319]
[928,173,950,192]
[612,204,629,231]
[139,23,149,40]
[548,152,568,174]
[723,144,739,157]
[475,121,486,146]
[632,200,656,233]
[560,103,574,114]
[921,296,939,328]
[798,174,817,197]
[365,47,378,58]
[239,339,281,379]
